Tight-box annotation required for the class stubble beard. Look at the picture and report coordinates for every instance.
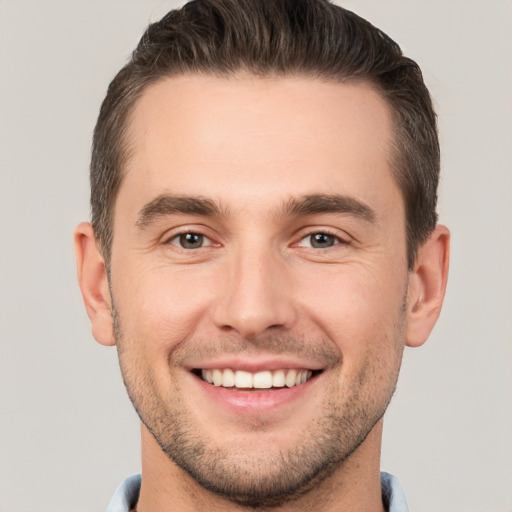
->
[112,304,406,509]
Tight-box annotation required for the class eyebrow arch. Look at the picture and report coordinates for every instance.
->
[136,192,376,229]
[282,194,377,222]
[136,194,224,228]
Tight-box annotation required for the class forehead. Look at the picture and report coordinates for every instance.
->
[120,74,399,215]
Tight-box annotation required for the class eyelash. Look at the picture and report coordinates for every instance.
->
[165,228,348,251]
[294,229,349,249]
[167,231,215,250]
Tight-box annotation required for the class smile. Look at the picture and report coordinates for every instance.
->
[198,368,315,389]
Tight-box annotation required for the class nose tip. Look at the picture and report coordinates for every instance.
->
[217,308,289,340]
[210,254,296,340]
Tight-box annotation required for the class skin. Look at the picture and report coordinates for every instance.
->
[75,75,449,512]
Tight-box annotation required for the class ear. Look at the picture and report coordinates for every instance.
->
[74,222,115,346]
[406,224,450,347]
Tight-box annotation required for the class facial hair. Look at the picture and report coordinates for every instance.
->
[112,299,406,509]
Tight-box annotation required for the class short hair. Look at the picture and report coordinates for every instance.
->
[91,0,439,269]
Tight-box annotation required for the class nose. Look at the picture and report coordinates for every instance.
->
[210,246,297,340]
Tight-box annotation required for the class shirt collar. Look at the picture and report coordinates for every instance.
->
[107,472,408,512]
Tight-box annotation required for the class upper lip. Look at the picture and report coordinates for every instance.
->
[187,356,325,373]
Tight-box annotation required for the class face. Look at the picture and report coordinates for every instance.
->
[109,75,410,506]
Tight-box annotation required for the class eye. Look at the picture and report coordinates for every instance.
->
[297,232,342,249]
[169,232,211,249]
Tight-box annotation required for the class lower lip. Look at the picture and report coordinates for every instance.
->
[191,373,319,413]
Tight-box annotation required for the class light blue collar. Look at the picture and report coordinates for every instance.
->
[107,471,408,511]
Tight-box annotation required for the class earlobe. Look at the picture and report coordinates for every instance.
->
[406,224,450,348]
[74,222,115,346]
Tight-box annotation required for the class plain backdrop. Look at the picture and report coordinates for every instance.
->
[0,1,511,511]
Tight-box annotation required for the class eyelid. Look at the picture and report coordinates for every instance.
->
[293,227,351,248]
[162,225,221,248]
[168,233,213,248]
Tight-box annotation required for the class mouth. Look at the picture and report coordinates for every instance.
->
[192,368,322,390]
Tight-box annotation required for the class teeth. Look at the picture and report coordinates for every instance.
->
[285,369,297,388]
[204,370,213,384]
[200,368,314,389]
[253,371,272,389]
[223,368,235,387]
[272,369,285,388]
[234,370,253,388]
[212,369,223,386]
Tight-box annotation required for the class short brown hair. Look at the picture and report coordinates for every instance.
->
[91,0,439,268]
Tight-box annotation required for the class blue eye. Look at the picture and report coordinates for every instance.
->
[297,232,341,249]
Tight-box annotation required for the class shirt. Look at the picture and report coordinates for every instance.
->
[106,471,409,512]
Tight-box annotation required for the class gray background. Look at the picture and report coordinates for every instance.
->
[0,1,511,511]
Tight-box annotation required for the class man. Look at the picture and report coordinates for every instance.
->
[75,0,449,510]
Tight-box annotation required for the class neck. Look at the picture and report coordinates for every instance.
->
[135,421,386,512]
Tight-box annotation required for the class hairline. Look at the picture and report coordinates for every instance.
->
[102,71,414,267]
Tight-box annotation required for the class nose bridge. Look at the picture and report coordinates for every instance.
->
[211,238,296,339]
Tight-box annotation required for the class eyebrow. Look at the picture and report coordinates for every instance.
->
[136,195,224,228]
[136,192,376,228]
[282,194,377,222]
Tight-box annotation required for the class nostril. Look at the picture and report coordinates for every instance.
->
[210,278,297,339]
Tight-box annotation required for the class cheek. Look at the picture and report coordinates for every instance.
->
[112,263,214,354]
[295,263,407,366]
